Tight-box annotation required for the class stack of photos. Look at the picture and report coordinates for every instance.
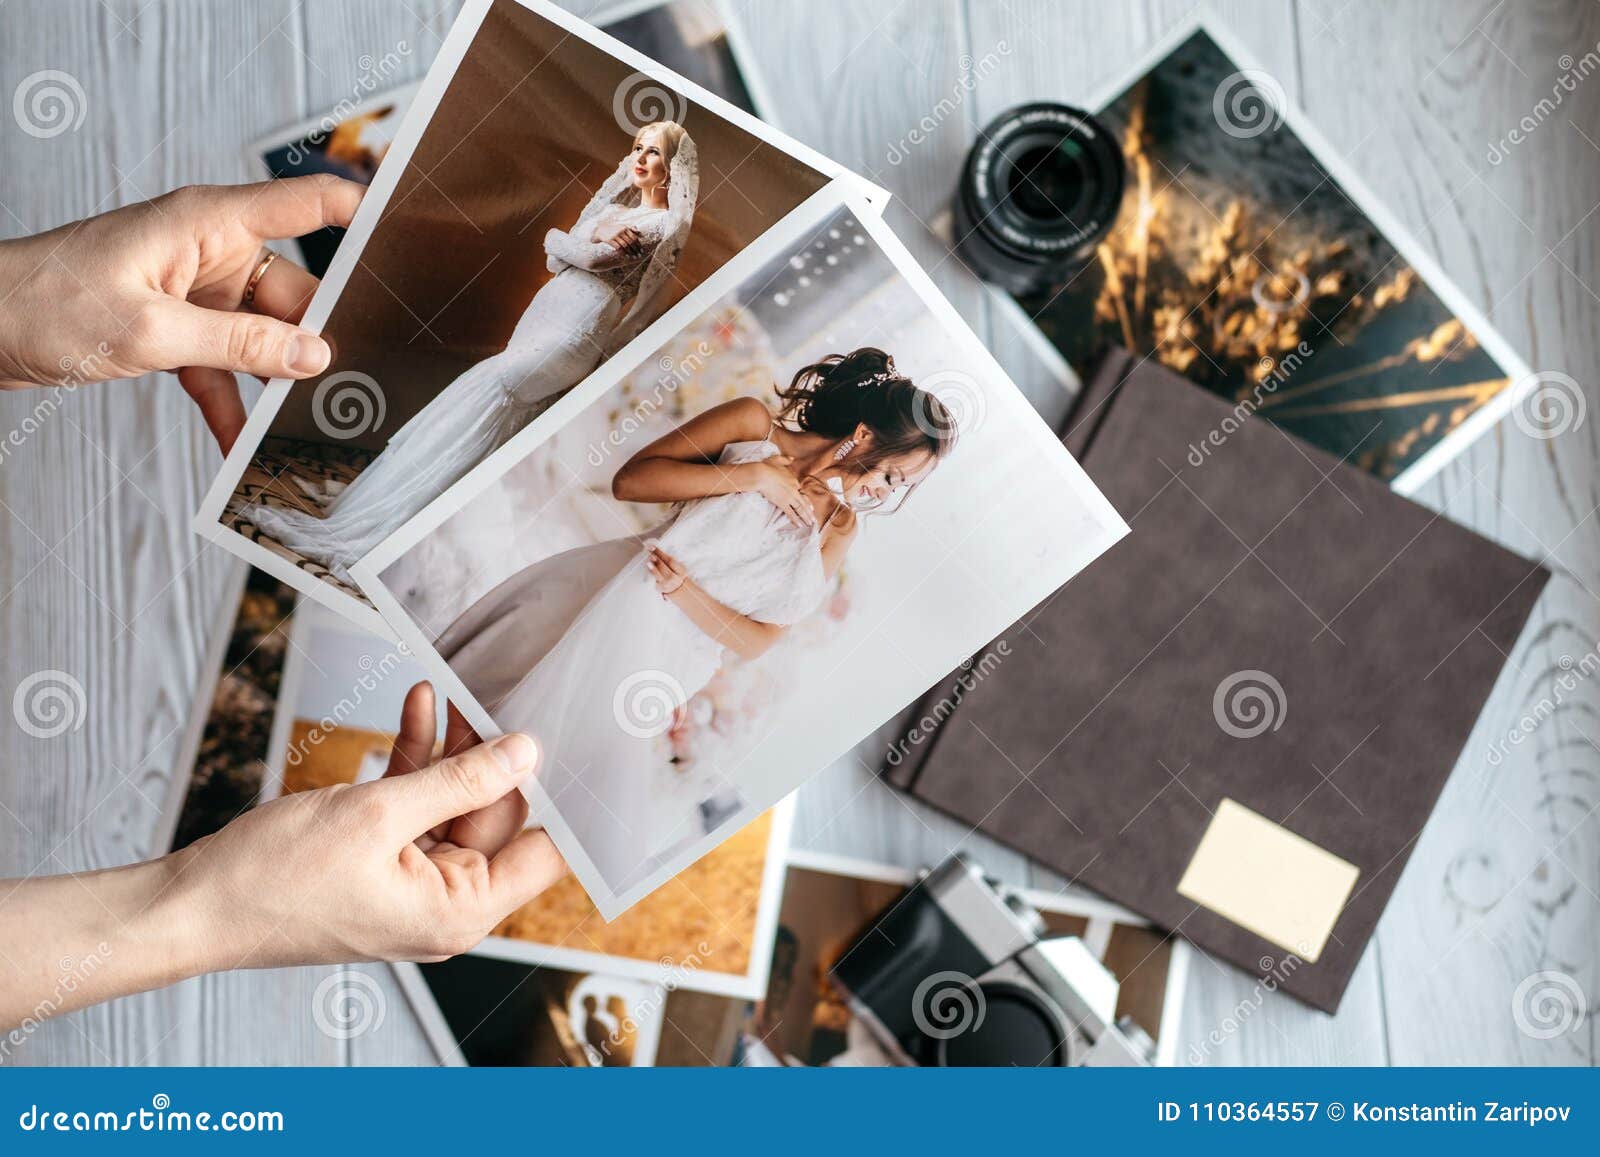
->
[1015,17,1533,493]
[196,0,1126,921]
[394,852,1190,1067]
[202,0,880,628]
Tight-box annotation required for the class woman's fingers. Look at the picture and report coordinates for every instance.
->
[232,174,365,240]
[447,786,530,857]
[377,733,538,842]
[174,365,246,454]
[142,297,330,379]
[383,682,438,778]
[245,252,321,324]
[442,701,480,759]
[486,828,567,912]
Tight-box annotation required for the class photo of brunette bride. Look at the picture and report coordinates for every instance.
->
[435,348,955,890]
[235,121,699,580]
[365,202,1127,913]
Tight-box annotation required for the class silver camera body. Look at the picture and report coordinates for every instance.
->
[831,856,1154,1067]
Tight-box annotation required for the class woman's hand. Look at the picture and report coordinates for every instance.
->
[0,682,562,1029]
[599,224,645,258]
[644,543,785,661]
[171,681,562,968]
[0,174,364,453]
[646,542,689,596]
[736,457,816,529]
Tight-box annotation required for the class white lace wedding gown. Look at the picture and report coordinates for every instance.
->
[241,202,669,580]
[434,438,833,891]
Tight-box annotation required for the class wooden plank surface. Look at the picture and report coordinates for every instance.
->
[1,0,1594,1067]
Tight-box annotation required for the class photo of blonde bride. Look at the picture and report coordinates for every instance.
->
[364,203,1127,913]
[213,0,839,605]
[237,121,699,580]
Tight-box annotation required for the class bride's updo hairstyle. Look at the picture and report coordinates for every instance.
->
[776,348,957,516]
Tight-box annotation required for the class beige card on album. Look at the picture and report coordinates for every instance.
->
[1176,799,1359,963]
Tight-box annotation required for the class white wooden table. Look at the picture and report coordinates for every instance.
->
[2,0,1595,1066]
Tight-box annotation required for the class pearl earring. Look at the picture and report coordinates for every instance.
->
[833,439,856,461]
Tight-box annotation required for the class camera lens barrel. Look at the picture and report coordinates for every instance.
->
[952,102,1125,296]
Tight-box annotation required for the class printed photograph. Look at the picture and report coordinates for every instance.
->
[166,568,297,852]
[218,0,838,604]
[404,955,744,1067]
[363,202,1125,915]
[254,0,764,278]
[265,603,791,996]
[1020,29,1523,484]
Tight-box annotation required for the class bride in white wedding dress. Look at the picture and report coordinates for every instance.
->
[239,121,700,580]
[432,349,959,891]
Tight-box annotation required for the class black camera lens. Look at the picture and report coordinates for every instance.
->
[935,982,1068,1067]
[952,103,1125,296]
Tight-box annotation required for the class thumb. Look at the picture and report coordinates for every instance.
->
[144,297,332,379]
[380,733,539,839]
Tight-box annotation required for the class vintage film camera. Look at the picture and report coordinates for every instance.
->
[831,856,1154,1066]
